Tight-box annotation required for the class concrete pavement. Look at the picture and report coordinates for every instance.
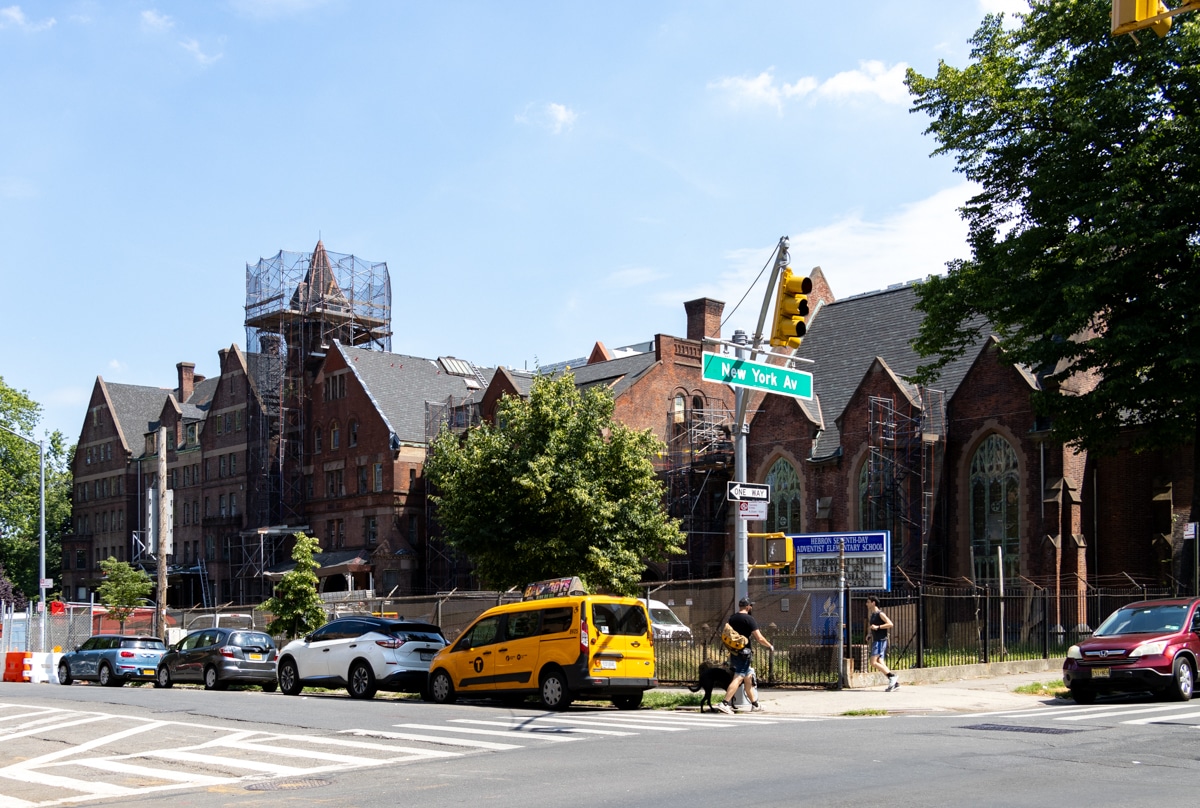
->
[672,658,1071,716]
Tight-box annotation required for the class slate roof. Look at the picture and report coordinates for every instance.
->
[564,351,658,398]
[103,381,174,458]
[793,283,992,459]
[337,343,495,445]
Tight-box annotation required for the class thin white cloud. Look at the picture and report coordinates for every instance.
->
[228,0,332,19]
[141,9,173,31]
[0,6,56,32]
[709,62,910,112]
[108,359,128,373]
[607,267,665,288]
[683,183,976,326]
[180,38,222,66]
[516,102,579,135]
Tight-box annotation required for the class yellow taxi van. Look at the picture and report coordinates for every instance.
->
[426,577,657,710]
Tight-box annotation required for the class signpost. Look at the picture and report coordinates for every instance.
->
[727,481,770,502]
[788,532,892,591]
[702,352,813,400]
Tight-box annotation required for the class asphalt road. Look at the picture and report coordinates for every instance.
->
[2,682,1198,808]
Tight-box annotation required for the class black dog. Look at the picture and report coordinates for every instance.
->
[688,660,735,712]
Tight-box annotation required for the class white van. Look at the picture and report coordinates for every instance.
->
[646,599,692,641]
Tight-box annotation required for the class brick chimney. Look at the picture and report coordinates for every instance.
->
[177,362,195,402]
[684,298,724,342]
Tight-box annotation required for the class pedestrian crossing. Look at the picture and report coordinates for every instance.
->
[0,702,820,807]
[955,700,1200,727]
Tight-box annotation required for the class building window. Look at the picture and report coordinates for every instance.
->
[314,425,322,454]
[219,455,227,477]
[219,494,227,517]
[76,550,86,570]
[374,463,383,492]
[365,516,377,545]
[235,410,242,431]
[230,493,238,516]
[408,514,418,545]
[765,458,802,534]
[230,452,237,475]
[186,423,197,445]
[358,465,368,494]
[858,458,903,567]
[969,434,1021,584]
[330,422,340,451]
[349,419,358,447]
[224,413,232,433]
[204,497,211,517]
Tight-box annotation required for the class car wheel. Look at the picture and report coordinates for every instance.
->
[278,659,303,696]
[347,661,377,699]
[57,662,72,686]
[155,667,172,689]
[261,682,277,693]
[540,668,572,711]
[613,693,643,710]
[1168,657,1194,702]
[1070,686,1096,704]
[98,663,122,687]
[429,669,456,704]
[204,666,227,691]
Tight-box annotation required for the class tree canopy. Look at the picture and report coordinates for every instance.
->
[261,533,326,640]
[97,557,153,631]
[0,377,73,601]
[424,372,684,596]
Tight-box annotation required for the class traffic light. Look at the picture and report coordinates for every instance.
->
[764,534,794,566]
[1112,0,1172,37]
[769,267,812,349]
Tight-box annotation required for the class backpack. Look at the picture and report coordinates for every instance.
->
[721,622,748,651]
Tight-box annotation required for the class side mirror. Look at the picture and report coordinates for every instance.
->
[457,637,472,652]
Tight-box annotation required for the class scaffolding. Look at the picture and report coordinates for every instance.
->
[423,395,483,593]
[236,241,392,600]
[866,390,946,583]
[661,406,735,579]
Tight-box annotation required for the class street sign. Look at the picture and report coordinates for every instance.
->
[1185,522,1198,540]
[727,481,770,502]
[702,352,813,399]
[738,500,767,520]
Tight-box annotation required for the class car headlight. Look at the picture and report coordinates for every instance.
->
[1129,641,1168,658]
[1067,645,1082,659]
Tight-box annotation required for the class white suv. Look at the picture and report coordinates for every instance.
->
[276,616,446,699]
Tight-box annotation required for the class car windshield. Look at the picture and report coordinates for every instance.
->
[397,630,445,644]
[593,603,649,636]
[650,608,684,626]
[121,639,166,650]
[1094,604,1189,636]
[230,632,274,648]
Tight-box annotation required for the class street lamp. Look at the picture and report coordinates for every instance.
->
[0,424,46,651]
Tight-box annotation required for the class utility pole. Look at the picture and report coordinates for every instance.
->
[156,426,168,640]
[0,424,46,651]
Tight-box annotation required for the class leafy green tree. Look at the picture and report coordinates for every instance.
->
[261,533,326,639]
[0,376,74,600]
[424,372,685,595]
[0,562,26,610]
[97,557,153,633]
[906,2,1200,520]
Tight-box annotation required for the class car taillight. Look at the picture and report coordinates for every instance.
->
[119,650,135,658]
[580,616,589,655]
[375,638,405,649]
[219,646,237,658]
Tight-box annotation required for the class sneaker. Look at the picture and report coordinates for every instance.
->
[750,702,764,713]
[715,700,735,715]
[885,679,900,692]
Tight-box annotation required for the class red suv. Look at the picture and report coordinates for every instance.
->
[1063,598,1200,704]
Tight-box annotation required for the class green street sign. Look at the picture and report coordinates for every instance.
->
[701,351,813,399]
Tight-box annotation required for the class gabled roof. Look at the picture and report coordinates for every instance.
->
[794,283,990,458]
[101,380,174,459]
[289,240,351,313]
[563,351,658,399]
[337,343,495,446]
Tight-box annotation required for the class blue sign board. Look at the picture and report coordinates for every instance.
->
[792,532,889,555]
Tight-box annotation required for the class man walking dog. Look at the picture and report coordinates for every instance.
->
[716,598,773,714]
[867,596,899,691]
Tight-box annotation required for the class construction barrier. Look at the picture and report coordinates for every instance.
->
[3,652,31,682]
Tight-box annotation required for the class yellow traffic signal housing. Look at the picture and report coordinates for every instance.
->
[1112,0,1172,37]
[763,534,794,566]
[769,267,813,350]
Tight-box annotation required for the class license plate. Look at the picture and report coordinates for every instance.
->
[142,669,155,677]
[1091,667,1110,679]
[248,653,262,661]
[599,659,617,670]
[420,651,434,662]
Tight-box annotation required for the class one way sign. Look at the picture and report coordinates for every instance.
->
[727,482,771,502]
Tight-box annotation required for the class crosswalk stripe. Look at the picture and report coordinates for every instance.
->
[336,730,468,756]
[1054,704,1190,722]
[396,723,578,742]
[528,716,688,731]
[444,718,634,736]
[138,749,312,776]
[352,728,521,750]
[1121,710,1200,725]
[0,767,140,798]
[0,715,114,743]
[220,740,377,765]
[70,758,238,786]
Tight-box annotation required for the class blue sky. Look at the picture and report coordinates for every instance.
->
[0,0,1030,443]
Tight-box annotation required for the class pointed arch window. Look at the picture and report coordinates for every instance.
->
[858,458,903,568]
[969,434,1021,583]
[765,459,802,534]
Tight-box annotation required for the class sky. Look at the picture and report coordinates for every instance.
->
[0,0,1032,443]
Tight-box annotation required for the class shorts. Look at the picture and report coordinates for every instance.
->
[871,638,889,659]
[730,654,752,676]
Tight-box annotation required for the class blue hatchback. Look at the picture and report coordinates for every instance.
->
[58,634,168,687]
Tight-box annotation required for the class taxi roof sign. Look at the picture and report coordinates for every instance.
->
[523,576,588,601]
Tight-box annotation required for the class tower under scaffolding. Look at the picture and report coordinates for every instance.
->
[866,389,946,584]
[423,395,483,592]
[661,405,735,579]
[236,241,392,599]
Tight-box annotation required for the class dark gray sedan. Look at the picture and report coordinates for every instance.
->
[58,635,167,686]
[155,627,278,691]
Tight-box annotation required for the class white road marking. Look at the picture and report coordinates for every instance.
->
[444,718,635,736]
[395,723,578,741]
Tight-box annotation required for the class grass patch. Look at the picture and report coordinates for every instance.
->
[642,690,702,710]
[1012,681,1069,698]
[841,708,888,717]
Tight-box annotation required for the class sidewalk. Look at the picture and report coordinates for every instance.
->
[671,660,1069,716]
